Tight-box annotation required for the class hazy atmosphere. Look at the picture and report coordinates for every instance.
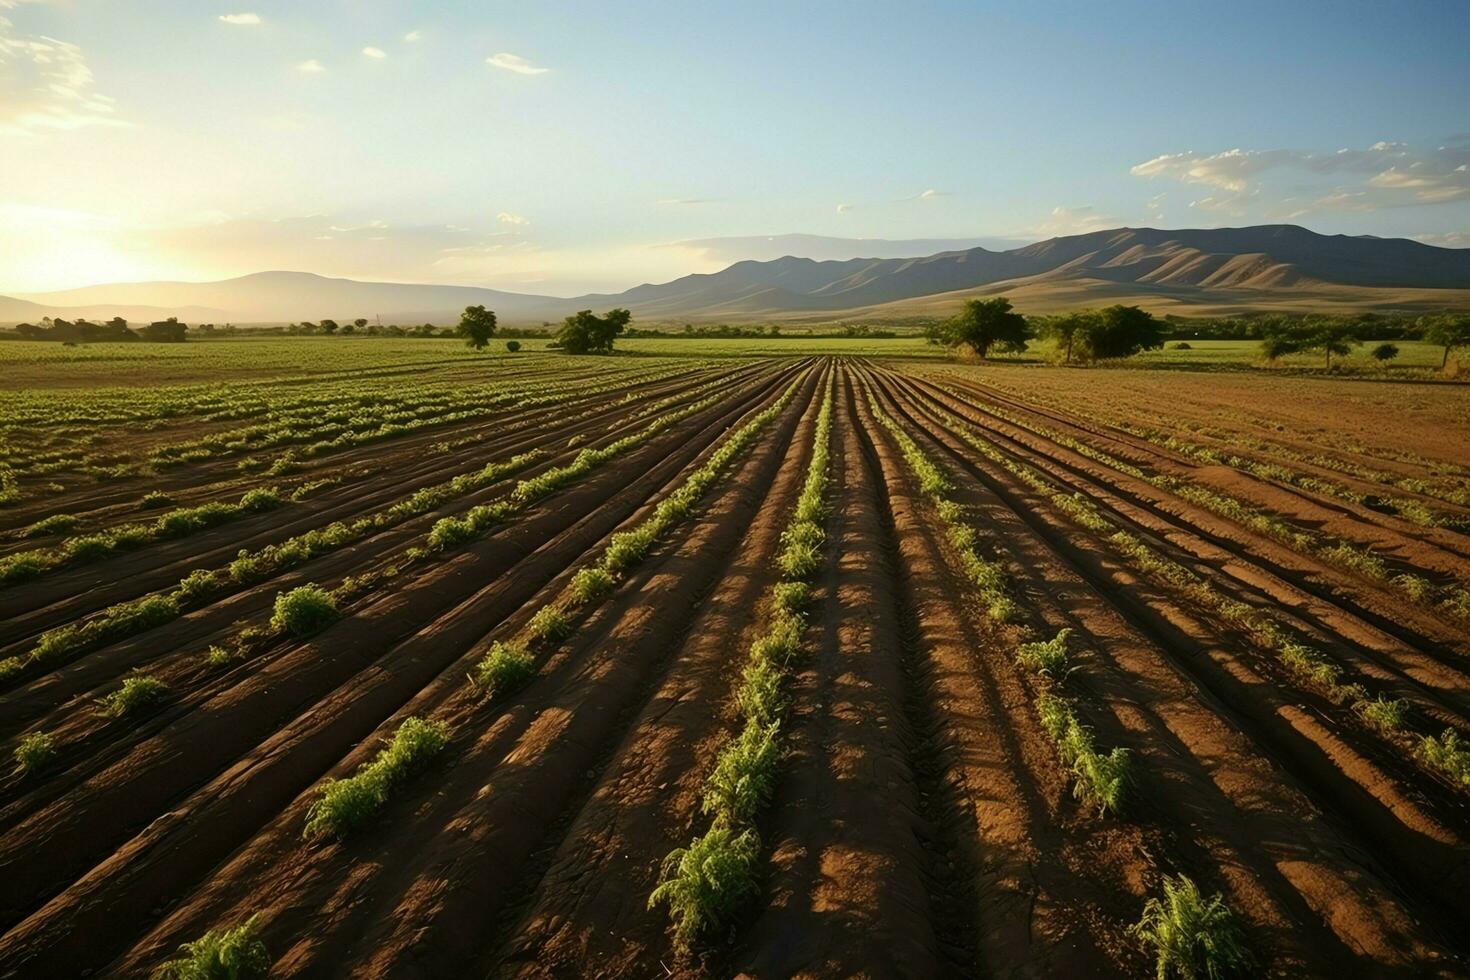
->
[2,0,1468,295]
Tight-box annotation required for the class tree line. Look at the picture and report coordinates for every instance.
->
[454,305,632,355]
[927,298,1168,362]
[11,316,190,344]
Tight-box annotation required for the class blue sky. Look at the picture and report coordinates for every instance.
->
[2,0,1467,294]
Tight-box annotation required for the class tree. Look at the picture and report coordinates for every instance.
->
[1423,313,1470,369]
[319,319,339,335]
[935,297,1030,358]
[353,318,368,330]
[1308,324,1357,369]
[142,318,187,343]
[1074,305,1164,361]
[1371,342,1399,363]
[1040,311,1095,363]
[557,308,631,354]
[1260,333,1301,362]
[456,305,498,350]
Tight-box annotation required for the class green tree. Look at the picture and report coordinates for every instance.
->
[1074,305,1163,361]
[319,318,339,335]
[1040,311,1094,363]
[142,318,188,343]
[1308,324,1357,369]
[456,305,498,350]
[557,308,631,354]
[936,297,1030,358]
[353,318,368,331]
[1371,342,1399,363]
[1260,333,1301,362]
[1423,313,1470,369]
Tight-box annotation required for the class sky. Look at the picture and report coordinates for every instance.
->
[2,0,1468,296]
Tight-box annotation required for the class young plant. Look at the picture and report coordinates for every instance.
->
[1131,874,1251,980]
[471,641,536,697]
[647,825,760,953]
[303,716,449,840]
[101,674,169,718]
[569,566,615,604]
[525,604,572,644]
[703,721,780,826]
[1353,695,1408,734]
[270,585,337,637]
[12,731,56,776]
[1015,628,1072,678]
[151,914,269,980]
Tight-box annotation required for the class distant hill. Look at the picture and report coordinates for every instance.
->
[6,225,1468,325]
[670,233,1027,264]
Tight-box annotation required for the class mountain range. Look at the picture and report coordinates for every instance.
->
[6,225,1469,326]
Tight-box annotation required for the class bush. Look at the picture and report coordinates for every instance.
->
[270,585,338,636]
[101,674,169,718]
[471,641,536,696]
[1371,342,1400,363]
[647,825,760,952]
[570,566,615,603]
[526,604,571,644]
[505,340,521,352]
[151,914,269,980]
[239,487,284,511]
[13,731,55,776]
[1131,875,1251,980]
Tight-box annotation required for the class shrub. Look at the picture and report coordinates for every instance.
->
[1371,342,1399,363]
[270,585,337,636]
[471,641,536,696]
[139,490,175,509]
[647,825,760,952]
[13,731,55,776]
[1015,628,1071,678]
[151,914,269,980]
[0,551,46,584]
[1131,874,1251,980]
[175,568,222,603]
[505,340,521,352]
[304,716,449,840]
[101,674,170,718]
[204,645,236,669]
[1420,728,1470,786]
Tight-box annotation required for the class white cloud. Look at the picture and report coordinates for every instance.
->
[918,188,942,200]
[487,52,548,75]
[294,59,325,74]
[361,46,386,59]
[836,203,853,213]
[403,30,422,43]
[0,15,127,137]
[1131,141,1470,213]
[496,211,530,226]
[217,13,261,26]
[656,197,713,206]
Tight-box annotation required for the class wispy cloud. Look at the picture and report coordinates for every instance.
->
[487,52,548,75]
[1131,141,1470,212]
[656,197,713,206]
[0,16,127,137]
[294,59,326,74]
[496,211,530,226]
[217,12,261,26]
[361,46,387,59]
[1031,204,1119,236]
[836,203,853,213]
[403,30,422,43]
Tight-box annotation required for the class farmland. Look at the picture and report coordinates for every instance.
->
[1,339,1468,978]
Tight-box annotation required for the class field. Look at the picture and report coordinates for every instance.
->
[1,338,1468,977]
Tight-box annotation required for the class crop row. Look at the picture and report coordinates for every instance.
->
[911,388,1470,793]
[646,371,832,951]
[299,376,805,840]
[931,382,1470,622]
